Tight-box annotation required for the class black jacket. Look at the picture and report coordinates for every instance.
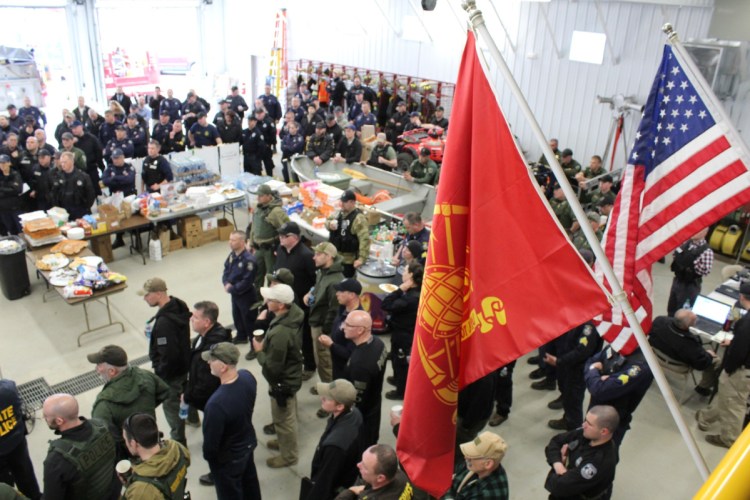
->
[0,170,22,211]
[306,408,364,500]
[381,288,420,351]
[184,323,232,411]
[275,241,317,308]
[649,315,714,370]
[148,297,192,380]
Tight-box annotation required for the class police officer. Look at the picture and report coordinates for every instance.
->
[141,140,173,194]
[404,148,437,185]
[353,101,377,135]
[102,148,136,249]
[159,89,182,123]
[0,154,22,236]
[226,85,249,120]
[0,377,41,499]
[260,84,282,123]
[125,114,148,157]
[545,321,603,431]
[151,111,172,147]
[98,110,120,147]
[248,184,289,291]
[181,92,205,133]
[223,230,258,345]
[549,183,574,233]
[41,393,120,499]
[570,212,603,252]
[333,124,362,165]
[103,125,134,162]
[188,112,222,149]
[70,120,104,196]
[560,148,581,185]
[279,121,304,183]
[31,149,55,211]
[544,405,619,500]
[324,113,342,147]
[305,122,334,167]
[49,151,96,220]
[326,189,370,278]
[255,108,277,174]
[367,133,398,170]
[241,115,265,175]
[584,347,653,445]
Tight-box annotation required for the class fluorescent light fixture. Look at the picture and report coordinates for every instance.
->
[569,31,607,65]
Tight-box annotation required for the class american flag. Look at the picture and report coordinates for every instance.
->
[595,45,750,353]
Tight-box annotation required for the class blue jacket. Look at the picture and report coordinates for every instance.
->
[102,162,136,195]
[222,250,257,298]
[281,133,305,159]
[104,138,134,159]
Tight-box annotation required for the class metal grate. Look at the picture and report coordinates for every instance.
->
[17,378,52,412]
[16,355,152,412]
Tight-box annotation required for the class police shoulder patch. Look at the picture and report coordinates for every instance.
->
[581,463,597,480]
[247,262,254,272]
[582,325,594,336]
[627,365,641,377]
[617,374,629,385]
[579,337,589,346]
[76,180,83,186]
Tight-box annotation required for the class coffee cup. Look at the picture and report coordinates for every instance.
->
[253,329,265,340]
[116,459,132,481]
[391,404,403,417]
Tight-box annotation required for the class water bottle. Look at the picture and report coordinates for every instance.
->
[682,299,692,310]
[722,308,735,332]
[314,165,320,178]
[144,320,154,340]
[179,401,189,420]
[308,287,315,307]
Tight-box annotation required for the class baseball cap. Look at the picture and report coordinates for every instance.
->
[61,132,74,140]
[334,106,343,113]
[315,121,327,129]
[266,268,295,286]
[256,184,274,196]
[344,124,357,131]
[397,101,406,107]
[6,104,16,110]
[111,148,124,158]
[127,114,138,120]
[460,431,508,462]
[38,149,51,158]
[376,133,387,143]
[561,148,573,157]
[740,282,750,295]
[114,124,126,131]
[0,154,10,163]
[325,113,335,121]
[333,278,362,294]
[71,120,83,128]
[87,345,128,367]
[406,240,424,259]
[313,242,338,257]
[317,379,357,406]
[201,342,240,365]
[436,105,445,111]
[596,197,613,207]
[278,221,300,236]
[136,277,167,296]
[197,111,207,119]
[419,147,431,157]
[599,174,614,183]
[586,211,600,222]
[409,111,420,117]
[260,284,295,305]
[340,189,357,202]
[160,110,170,116]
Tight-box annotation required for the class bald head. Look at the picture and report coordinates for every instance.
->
[348,310,372,330]
[43,393,80,431]
[673,309,697,330]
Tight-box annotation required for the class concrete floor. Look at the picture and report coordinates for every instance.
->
[1,203,739,499]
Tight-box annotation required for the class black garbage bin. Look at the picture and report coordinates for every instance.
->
[0,236,31,300]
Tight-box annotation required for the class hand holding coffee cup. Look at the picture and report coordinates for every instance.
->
[116,459,132,485]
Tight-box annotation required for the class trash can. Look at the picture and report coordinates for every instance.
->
[0,236,31,300]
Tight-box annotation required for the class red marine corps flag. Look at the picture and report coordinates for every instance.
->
[396,32,611,497]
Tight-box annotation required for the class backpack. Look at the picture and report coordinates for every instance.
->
[670,242,708,282]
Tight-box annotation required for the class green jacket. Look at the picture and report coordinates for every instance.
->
[571,227,603,252]
[0,484,26,500]
[250,197,289,246]
[328,208,371,264]
[408,158,437,185]
[308,257,345,332]
[92,367,169,444]
[562,159,582,183]
[123,440,190,500]
[257,303,305,391]
[549,198,574,233]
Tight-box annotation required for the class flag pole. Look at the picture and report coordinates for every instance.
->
[461,0,710,480]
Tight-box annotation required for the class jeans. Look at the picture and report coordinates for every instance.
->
[210,450,262,500]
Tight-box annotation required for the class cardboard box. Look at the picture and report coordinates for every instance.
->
[218,218,234,241]
[200,228,219,245]
[178,215,202,247]
[198,213,218,231]
[365,210,381,226]
[90,235,114,263]
[168,231,183,251]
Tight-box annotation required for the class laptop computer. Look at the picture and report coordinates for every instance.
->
[691,295,732,334]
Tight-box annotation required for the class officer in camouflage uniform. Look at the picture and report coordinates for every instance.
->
[549,184,574,233]
[560,148,581,185]
[326,189,370,278]
[41,393,120,499]
[248,184,289,291]
[570,212,603,252]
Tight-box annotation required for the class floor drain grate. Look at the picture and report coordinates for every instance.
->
[17,378,52,412]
